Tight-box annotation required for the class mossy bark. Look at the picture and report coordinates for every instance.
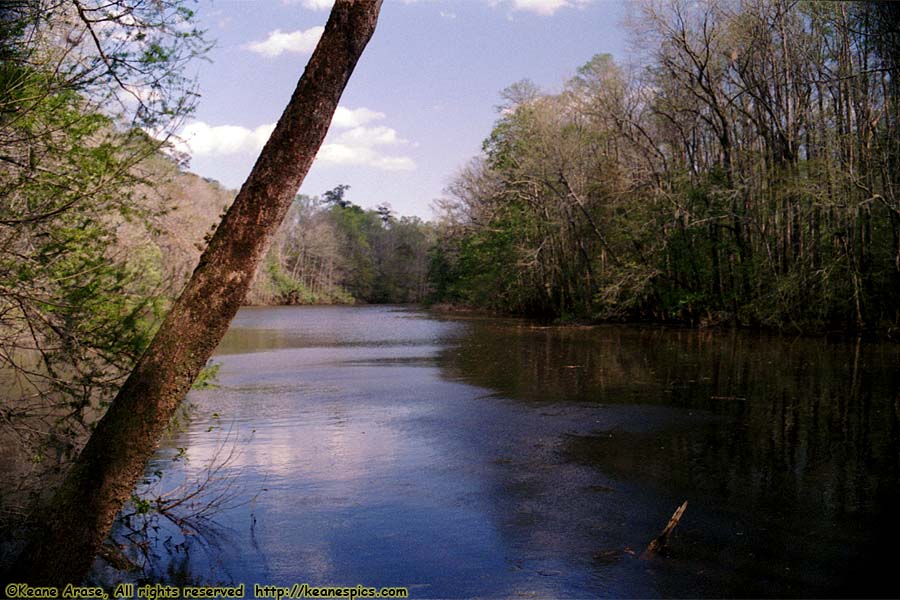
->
[9,0,382,585]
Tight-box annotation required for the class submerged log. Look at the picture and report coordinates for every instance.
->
[641,500,688,559]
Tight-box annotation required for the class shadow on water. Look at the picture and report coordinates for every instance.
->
[103,307,900,597]
[438,319,900,596]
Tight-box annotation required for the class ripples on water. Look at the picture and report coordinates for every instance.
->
[102,306,900,597]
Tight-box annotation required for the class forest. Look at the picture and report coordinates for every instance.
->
[1,5,429,511]
[430,1,900,334]
[248,187,433,306]
[1,0,394,580]
[1,0,899,589]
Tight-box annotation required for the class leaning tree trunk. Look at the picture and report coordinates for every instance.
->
[10,0,382,585]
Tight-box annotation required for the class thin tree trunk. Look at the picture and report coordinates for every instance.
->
[10,0,382,585]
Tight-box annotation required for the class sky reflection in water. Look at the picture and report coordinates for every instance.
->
[112,306,900,598]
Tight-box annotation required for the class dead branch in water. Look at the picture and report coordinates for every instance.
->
[641,500,688,559]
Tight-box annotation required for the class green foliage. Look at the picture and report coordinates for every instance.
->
[1,84,170,410]
[266,258,314,302]
[192,361,222,390]
[249,192,433,306]
[129,494,153,516]
[329,202,377,300]
[0,0,209,473]
[430,2,900,335]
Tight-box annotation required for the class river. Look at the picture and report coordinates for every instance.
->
[102,305,900,597]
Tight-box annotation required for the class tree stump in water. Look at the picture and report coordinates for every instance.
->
[641,500,688,559]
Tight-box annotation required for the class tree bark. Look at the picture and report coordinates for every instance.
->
[9,0,382,585]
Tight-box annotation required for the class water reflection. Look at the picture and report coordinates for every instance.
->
[440,320,900,596]
[108,307,900,597]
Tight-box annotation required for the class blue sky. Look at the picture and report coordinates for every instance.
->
[178,0,632,219]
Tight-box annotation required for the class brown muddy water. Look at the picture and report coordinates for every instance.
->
[99,305,900,597]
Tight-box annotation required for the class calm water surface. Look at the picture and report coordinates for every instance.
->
[107,306,900,597]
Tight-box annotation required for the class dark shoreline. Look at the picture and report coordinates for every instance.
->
[424,302,899,342]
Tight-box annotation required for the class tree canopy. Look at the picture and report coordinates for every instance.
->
[0,0,208,475]
[431,0,900,335]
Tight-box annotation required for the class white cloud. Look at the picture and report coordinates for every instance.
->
[488,0,587,15]
[285,0,584,18]
[162,107,415,171]
[512,0,577,15]
[335,125,406,147]
[331,106,385,129]
[293,0,582,16]
[299,0,333,8]
[319,120,415,170]
[167,122,276,157]
[315,123,414,170]
[371,156,417,171]
[115,83,164,111]
[284,0,584,18]
[244,26,324,57]
[317,145,415,171]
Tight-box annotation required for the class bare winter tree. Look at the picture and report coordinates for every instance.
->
[9,0,383,584]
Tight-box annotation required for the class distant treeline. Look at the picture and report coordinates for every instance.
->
[3,0,898,499]
[428,1,900,335]
[248,186,434,306]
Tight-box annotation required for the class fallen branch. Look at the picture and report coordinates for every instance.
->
[641,500,688,559]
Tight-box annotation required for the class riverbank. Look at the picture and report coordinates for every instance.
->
[426,302,900,341]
